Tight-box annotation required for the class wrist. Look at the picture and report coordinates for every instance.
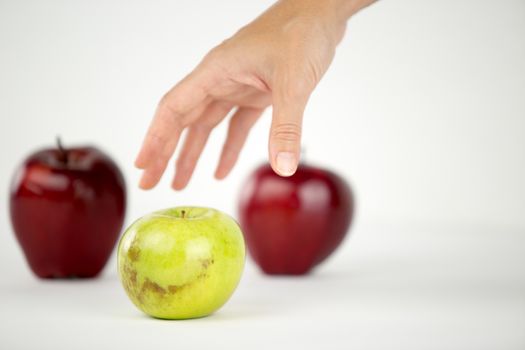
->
[333,0,376,19]
[280,0,374,42]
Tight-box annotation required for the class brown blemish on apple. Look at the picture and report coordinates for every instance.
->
[121,264,139,297]
[165,271,209,295]
[141,278,167,297]
[200,258,214,269]
[128,245,140,262]
[167,285,180,293]
[128,268,137,285]
[133,260,212,299]
[137,278,172,301]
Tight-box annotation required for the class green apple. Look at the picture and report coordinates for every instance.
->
[117,207,245,319]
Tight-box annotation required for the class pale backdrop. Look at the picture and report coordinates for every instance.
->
[0,0,524,349]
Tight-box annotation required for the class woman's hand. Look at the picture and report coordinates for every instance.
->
[135,0,372,190]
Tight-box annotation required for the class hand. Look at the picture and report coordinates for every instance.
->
[135,0,367,190]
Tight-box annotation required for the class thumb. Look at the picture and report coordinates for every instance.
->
[269,78,312,177]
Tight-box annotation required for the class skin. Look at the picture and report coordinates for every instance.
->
[117,207,245,319]
[135,0,376,190]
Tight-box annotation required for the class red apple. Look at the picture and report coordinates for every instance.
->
[9,139,126,278]
[238,163,354,275]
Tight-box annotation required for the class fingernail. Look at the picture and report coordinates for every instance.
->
[276,152,297,176]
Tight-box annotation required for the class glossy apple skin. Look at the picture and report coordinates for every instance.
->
[238,164,354,275]
[9,146,126,278]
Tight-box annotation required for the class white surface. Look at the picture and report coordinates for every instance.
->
[1,0,525,349]
[1,222,524,350]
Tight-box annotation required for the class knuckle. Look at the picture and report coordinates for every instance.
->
[284,80,312,100]
[147,130,166,146]
[205,45,224,62]
[295,60,323,90]
[158,95,183,116]
[192,121,212,134]
[276,69,315,101]
[203,45,230,74]
[157,96,186,128]
[176,156,195,170]
[271,123,301,143]
[206,40,226,56]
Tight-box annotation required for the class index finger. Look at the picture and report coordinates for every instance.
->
[135,70,212,189]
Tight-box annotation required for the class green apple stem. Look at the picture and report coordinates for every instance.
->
[56,136,68,164]
[181,210,186,219]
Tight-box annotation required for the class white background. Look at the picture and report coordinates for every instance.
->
[0,0,524,349]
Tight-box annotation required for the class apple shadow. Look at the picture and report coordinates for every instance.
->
[108,306,266,322]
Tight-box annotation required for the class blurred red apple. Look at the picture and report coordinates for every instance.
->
[238,163,354,275]
[9,138,126,278]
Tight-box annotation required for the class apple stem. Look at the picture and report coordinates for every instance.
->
[56,136,68,164]
[181,210,186,219]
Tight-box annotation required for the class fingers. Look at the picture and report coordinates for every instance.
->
[215,107,265,179]
[172,101,233,190]
[269,75,312,177]
[137,103,209,189]
[137,131,181,190]
[135,68,213,189]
